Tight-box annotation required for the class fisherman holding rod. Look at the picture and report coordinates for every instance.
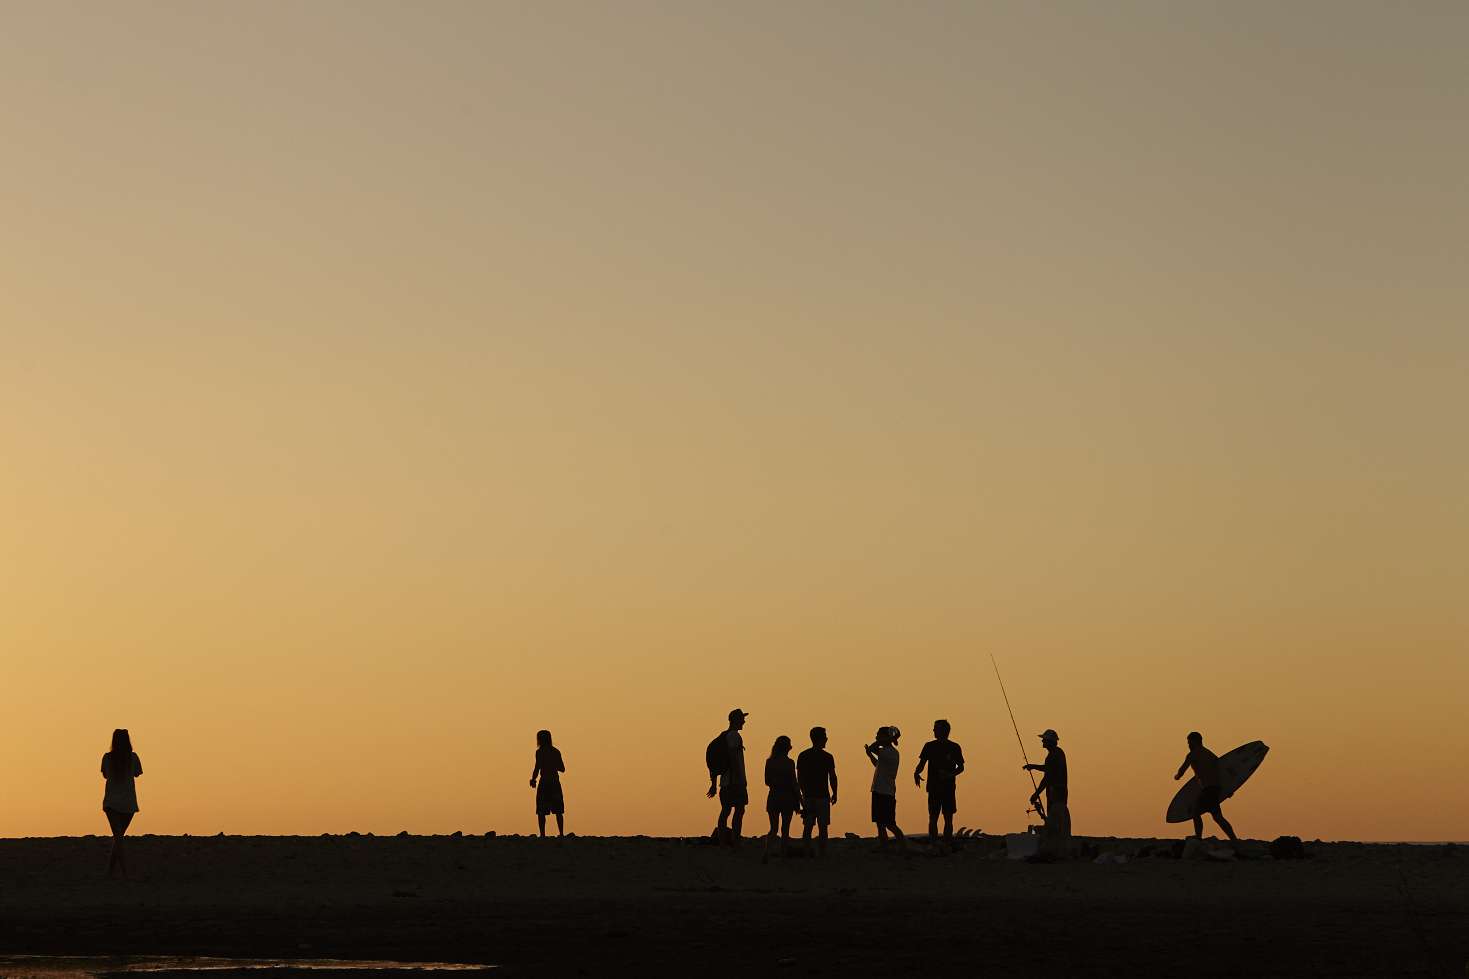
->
[1023,729,1070,844]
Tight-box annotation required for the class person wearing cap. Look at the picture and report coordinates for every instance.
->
[706,708,749,847]
[1173,731,1237,842]
[915,719,965,846]
[864,725,906,849]
[1024,729,1070,844]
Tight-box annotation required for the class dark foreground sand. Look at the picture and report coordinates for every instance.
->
[1,835,1464,978]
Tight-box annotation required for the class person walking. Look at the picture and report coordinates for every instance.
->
[1174,731,1238,842]
[706,708,749,847]
[763,735,800,861]
[100,729,142,879]
[796,727,838,857]
[915,719,965,846]
[864,725,905,849]
[529,729,566,838]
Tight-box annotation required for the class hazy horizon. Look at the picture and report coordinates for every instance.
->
[3,1,1465,844]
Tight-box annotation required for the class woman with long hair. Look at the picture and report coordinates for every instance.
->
[763,735,799,861]
[529,729,566,838]
[101,728,143,878]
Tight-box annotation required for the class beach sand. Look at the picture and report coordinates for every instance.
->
[1,834,1463,977]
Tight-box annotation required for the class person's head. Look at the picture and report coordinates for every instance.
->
[728,708,748,731]
[888,725,901,746]
[933,719,951,740]
[810,726,828,749]
[1187,731,1203,748]
[536,729,552,748]
[110,729,131,756]
[1039,729,1059,748]
[771,735,792,759]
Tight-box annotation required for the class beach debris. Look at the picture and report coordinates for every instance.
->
[1268,835,1306,860]
[397,830,410,837]
[1006,833,1039,861]
[451,830,463,838]
[483,831,496,838]
[844,832,861,840]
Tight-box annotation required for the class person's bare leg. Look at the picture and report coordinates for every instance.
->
[555,813,564,837]
[943,812,954,844]
[1191,814,1204,839]
[817,822,828,857]
[731,806,745,847]
[1213,809,1237,842]
[537,814,547,838]
[928,811,939,840]
[802,821,814,855]
[105,809,133,879]
[780,812,793,857]
[877,825,888,849]
[716,804,732,845]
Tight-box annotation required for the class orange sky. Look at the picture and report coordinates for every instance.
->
[2,2,1466,842]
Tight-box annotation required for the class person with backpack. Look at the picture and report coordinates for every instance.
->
[706,708,749,847]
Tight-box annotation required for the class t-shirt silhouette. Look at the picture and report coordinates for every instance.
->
[870,744,899,796]
[535,746,563,784]
[722,730,746,788]
[919,739,965,789]
[1040,745,1068,803]
[797,747,835,800]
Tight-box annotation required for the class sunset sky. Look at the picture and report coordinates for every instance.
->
[2,2,1465,842]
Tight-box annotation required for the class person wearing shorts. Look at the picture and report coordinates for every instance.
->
[1174,731,1238,842]
[796,727,838,856]
[864,725,905,849]
[915,719,965,844]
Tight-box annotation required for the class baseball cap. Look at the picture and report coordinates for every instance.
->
[729,708,749,721]
[1038,729,1059,741]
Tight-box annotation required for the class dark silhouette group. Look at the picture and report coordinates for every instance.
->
[95,721,1245,875]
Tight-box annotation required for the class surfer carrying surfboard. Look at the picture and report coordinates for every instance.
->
[1174,732,1239,842]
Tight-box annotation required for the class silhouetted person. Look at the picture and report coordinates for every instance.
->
[529,729,565,838]
[706,708,748,847]
[914,719,965,845]
[797,727,838,856]
[1023,728,1070,844]
[1174,731,1238,842]
[763,735,800,861]
[865,725,905,849]
[101,728,142,879]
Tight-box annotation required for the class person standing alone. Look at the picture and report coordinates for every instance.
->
[101,728,142,879]
[1024,729,1069,845]
[529,729,566,838]
[706,708,749,847]
[1174,731,1238,842]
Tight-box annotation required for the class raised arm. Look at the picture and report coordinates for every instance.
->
[864,743,879,768]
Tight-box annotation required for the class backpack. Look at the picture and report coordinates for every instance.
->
[706,733,730,777]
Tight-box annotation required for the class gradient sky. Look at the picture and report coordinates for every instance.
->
[2,2,1465,842]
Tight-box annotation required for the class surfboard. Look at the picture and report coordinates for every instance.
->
[1166,740,1269,824]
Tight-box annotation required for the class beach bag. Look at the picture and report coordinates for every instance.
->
[706,734,730,777]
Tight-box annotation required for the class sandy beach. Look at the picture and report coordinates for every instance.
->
[0,834,1463,977]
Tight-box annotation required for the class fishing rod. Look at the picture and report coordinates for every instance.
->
[990,654,1046,825]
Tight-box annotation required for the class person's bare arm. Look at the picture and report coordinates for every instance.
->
[1174,755,1192,780]
[913,753,927,787]
[952,748,964,778]
[829,768,838,806]
[864,743,879,768]
[530,758,540,788]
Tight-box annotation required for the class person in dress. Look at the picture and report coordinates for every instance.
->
[529,729,566,837]
[101,728,142,879]
[763,735,800,861]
